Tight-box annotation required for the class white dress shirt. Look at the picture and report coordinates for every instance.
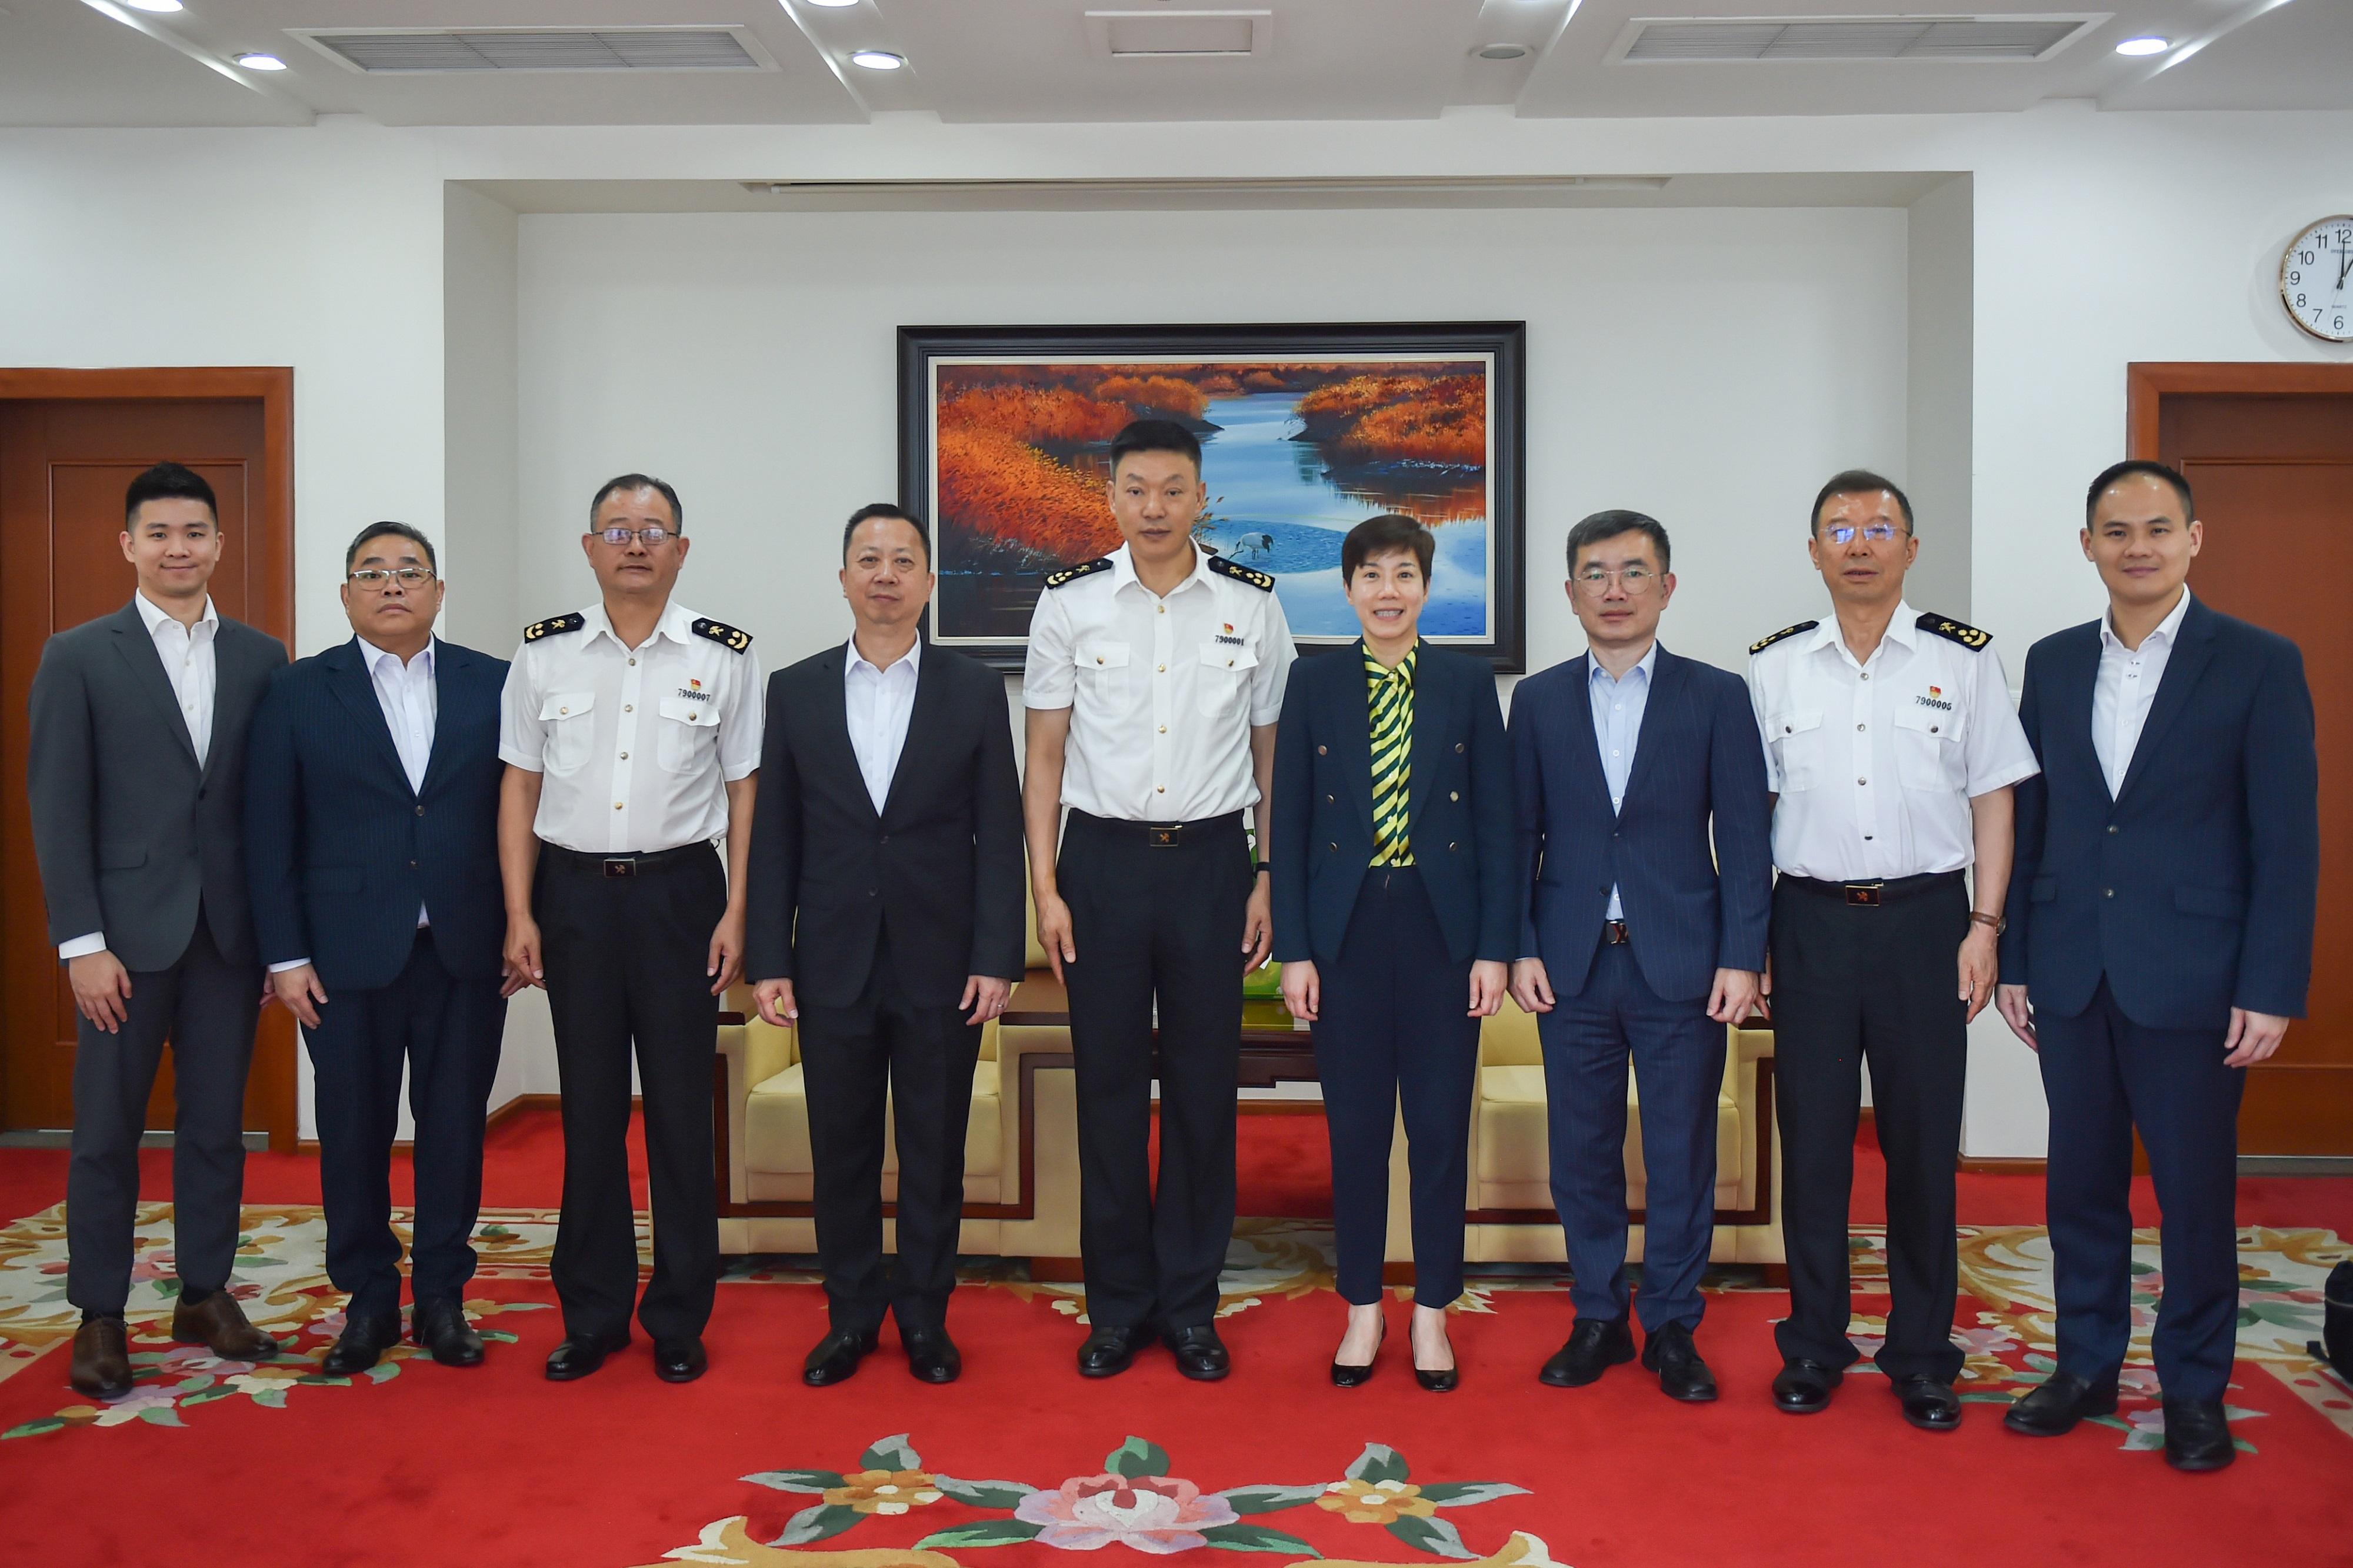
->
[499,599,763,854]
[2093,586,2191,799]
[1022,544,1297,822]
[1589,640,1658,920]
[269,636,439,975]
[844,635,921,815]
[1748,602,2039,882]
[59,593,219,960]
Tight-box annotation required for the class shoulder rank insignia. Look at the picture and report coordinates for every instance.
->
[1917,612,1991,650]
[1207,555,1275,592]
[691,618,753,653]
[522,612,585,643]
[1748,620,1818,655]
[1044,558,1111,590]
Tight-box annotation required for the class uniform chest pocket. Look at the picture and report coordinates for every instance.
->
[1072,640,1132,713]
[657,692,720,772]
[1197,641,1258,718]
[1893,702,1962,791]
[1769,708,1824,790]
[539,692,596,776]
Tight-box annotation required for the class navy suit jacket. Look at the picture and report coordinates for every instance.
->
[1508,645,1772,1003]
[2000,595,2317,1030]
[244,636,512,992]
[1271,643,1515,968]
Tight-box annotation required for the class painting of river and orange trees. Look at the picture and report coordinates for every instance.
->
[897,323,1528,670]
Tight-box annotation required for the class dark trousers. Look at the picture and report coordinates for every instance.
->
[798,933,984,1335]
[1540,939,1725,1333]
[1770,873,1969,1382]
[2038,979,2244,1402]
[67,915,261,1317]
[304,928,508,1320]
[536,845,725,1343]
[1059,809,1251,1330]
[1312,867,1477,1307]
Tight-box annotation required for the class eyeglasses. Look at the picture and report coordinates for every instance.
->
[1573,566,1658,595]
[1819,522,1906,546]
[596,526,675,546]
[348,567,435,589]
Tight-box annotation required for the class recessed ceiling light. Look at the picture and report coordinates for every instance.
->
[849,49,904,69]
[804,0,861,7]
[2114,35,2169,56]
[235,52,288,71]
[122,0,184,11]
[1476,44,1531,61]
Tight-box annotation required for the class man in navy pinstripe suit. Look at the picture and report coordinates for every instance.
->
[245,523,512,1375]
[1510,511,1773,1401]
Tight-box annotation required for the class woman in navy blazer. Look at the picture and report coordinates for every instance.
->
[1272,515,1515,1391]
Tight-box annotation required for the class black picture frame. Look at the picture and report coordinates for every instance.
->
[896,321,1528,672]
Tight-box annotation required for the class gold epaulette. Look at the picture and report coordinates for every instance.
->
[1748,620,1818,655]
[1207,555,1274,592]
[1044,558,1111,590]
[691,618,752,653]
[523,612,585,642]
[1916,612,1990,650]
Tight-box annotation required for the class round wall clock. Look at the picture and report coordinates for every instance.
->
[2280,215,2353,342]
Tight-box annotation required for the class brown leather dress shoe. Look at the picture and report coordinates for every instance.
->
[69,1318,135,1400]
[172,1292,279,1362]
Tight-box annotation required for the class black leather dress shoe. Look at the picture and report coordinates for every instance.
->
[902,1326,961,1384]
[2162,1396,2235,1472]
[1539,1317,1635,1387]
[1641,1322,1718,1403]
[1771,1357,1842,1413]
[1077,1323,1152,1379]
[1331,1317,1386,1389]
[322,1312,405,1376]
[1893,1373,1963,1431]
[545,1330,630,1382]
[411,1298,485,1367]
[2003,1371,2119,1436]
[803,1328,879,1387]
[1163,1324,1230,1382]
[654,1337,708,1384]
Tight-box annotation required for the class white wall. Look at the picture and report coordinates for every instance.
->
[5,106,2349,1152]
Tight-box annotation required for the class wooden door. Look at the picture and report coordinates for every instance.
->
[0,391,296,1143]
[2144,376,2353,1156]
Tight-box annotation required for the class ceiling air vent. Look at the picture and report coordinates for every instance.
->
[1614,14,2101,63]
[293,27,774,74]
[1084,10,1274,61]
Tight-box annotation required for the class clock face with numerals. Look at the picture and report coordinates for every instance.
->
[2280,215,2353,342]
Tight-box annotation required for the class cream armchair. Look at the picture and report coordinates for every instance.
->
[1384,1004,1784,1281]
[714,904,1085,1269]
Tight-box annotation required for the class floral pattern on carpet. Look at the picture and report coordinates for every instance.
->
[717,1434,1532,1563]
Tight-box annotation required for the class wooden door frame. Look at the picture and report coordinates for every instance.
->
[2127,361,2353,455]
[0,367,298,1150]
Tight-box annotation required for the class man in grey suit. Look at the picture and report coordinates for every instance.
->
[28,462,289,1400]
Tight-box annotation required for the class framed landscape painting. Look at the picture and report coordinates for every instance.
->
[897,322,1527,671]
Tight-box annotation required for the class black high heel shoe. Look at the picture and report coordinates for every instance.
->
[1412,1322,1458,1393]
[1331,1316,1387,1388]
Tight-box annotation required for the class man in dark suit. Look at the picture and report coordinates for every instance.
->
[244,522,512,1374]
[1997,461,2319,1471]
[28,462,289,1400]
[749,503,1025,1387]
[1508,510,1772,1401]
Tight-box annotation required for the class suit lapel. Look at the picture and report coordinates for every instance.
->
[2114,598,2216,806]
[1615,646,1681,808]
[1559,654,1613,815]
[876,645,946,826]
[820,646,881,826]
[2054,623,2108,803]
[1404,646,1452,830]
[108,600,199,769]
[1336,645,1377,841]
[417,641,472,799]
[326,638,412,790]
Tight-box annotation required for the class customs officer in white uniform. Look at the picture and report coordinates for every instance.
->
[1023,419,1297,1381]
[1747,469,2037,1432]
[497,473,762,1387]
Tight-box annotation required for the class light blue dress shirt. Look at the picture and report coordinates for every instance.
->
[1588,640,1658,920]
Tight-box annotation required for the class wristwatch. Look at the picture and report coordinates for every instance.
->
[1254,860,1272,876]
[1968,910,2005,935]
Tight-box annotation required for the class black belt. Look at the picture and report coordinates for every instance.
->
[1068,809,1243,848]
[1781,870,1963,908]
[543,842,715,878]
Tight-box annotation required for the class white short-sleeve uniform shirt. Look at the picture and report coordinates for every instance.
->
[498,599,763,855]
[1746,603,2038,882]
[1022,543,1297,823]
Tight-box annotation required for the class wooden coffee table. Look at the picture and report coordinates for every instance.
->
[1001,972,1318,1089]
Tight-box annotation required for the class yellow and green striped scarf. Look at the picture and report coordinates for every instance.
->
[1366,642,1417,866]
